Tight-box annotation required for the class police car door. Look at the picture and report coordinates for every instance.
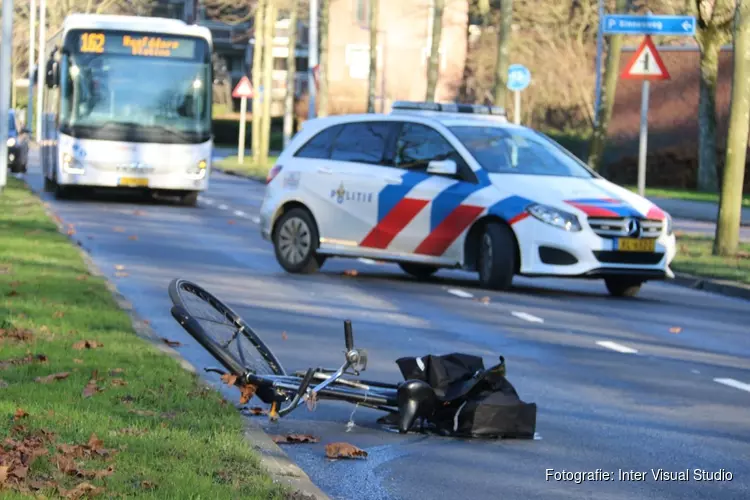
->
[311,120,398,248]
[383,122,481,262]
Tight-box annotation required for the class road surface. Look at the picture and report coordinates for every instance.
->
[18,164,750,500]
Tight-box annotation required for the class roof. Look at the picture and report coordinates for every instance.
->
[60,14,213,43]
[299,112,520,135]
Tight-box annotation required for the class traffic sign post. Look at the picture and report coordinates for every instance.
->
[0,0,14,191]
[232,76,254,164]
[621,35,671,198]
[507,64,531,125]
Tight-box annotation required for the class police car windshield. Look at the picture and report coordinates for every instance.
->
[449,126,595,178]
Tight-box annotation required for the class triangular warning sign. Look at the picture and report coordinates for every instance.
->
[232,76,254,98]
[621,35,670,81]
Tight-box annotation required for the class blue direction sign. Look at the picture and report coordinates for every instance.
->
[507,64,531,92]
[602,14,696,36]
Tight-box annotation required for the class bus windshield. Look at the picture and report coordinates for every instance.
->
[59,29,211,144]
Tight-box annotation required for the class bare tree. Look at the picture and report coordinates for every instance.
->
[425,0,445,101]
[283,0,299,146]
[714,0,750,256]
[587,0,629,172]
[318,0,330,116]
[492,0,513,108]
[689,0,737,192]
[252,0,266,166]
[367,0,379,112]
[259,0,278,165]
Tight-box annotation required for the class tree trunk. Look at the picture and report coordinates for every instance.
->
[714,0,750,257]
[317,0,330,117]
[425,0,444,102]
[696,28,724,193]
[587,0,628,173]
[251,0,266,165]
[259,0,278,165]
[283,0,298,148]
[367,0,379,113]
[493,0,513,108]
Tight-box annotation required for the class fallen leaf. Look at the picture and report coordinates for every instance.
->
[0,465,8,484]
[0,327,34,341]
[75,274,88,281]
[161,337,181,347]
[324,442,368,459]
[343,269,359,277]
[220,373,238,386]
[128,235,138,241]
[271,433,320,444]
[59,482,104,499]
[72,340,104,350]
[83,372,104,398]
[477,296,491,304]
[35,372,70,383]
[14,408,29,420]
[0,264,12,274]
[0,353,47,370]
[227,219,236,225]
[239,383,258,404]
[53,310,65,319]
[109,368,125,375]
[6,290,19,297]
[245,407,268,416]
[113,227,125,232]
[74,358,84,364]
[281,331,288,341]
[110,378,127,387]
[669,327,682,334]
[141,480,155,489]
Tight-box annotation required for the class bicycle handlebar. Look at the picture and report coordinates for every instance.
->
[278,367,316,417]
[344,319,354,351]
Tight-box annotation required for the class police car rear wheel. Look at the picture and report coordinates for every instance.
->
[604,278,642,297]
[399,262,439,280]
[477,223,515,291]
[273,208,322,274]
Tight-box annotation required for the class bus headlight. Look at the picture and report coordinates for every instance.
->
[7,138,16,147]
[62,153,85,174]
[527,203,582,232]
[186,159,207,179]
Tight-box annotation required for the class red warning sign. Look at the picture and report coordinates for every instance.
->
[232,76,254,98]
[621,35,670,81]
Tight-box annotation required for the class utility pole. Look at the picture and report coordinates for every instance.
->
[28,0,36,130]
[36,0,47,143]
[0,0,13,190]
[307,0,318,119]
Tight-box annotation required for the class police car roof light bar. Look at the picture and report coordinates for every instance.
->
[391,101,506,117]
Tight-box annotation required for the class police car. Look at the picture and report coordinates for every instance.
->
[259,101,676,297]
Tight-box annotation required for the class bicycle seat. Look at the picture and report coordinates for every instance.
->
[396,379,437,433]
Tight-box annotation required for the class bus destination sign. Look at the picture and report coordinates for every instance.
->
[77,32,198,59]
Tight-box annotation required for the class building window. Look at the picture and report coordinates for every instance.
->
[355,0,369,25]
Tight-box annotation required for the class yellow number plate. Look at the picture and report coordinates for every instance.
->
[119,177,149,187]
[617,238,656,252]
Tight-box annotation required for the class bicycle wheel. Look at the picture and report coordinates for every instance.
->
[168,278,286,376]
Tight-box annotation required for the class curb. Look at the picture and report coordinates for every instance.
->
[670,272,750,301]
[22,179,332,500]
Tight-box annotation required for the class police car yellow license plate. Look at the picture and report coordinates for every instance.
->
[118,177,149,187]
[616,238,656,252]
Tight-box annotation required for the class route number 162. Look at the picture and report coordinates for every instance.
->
[80,33,105,53]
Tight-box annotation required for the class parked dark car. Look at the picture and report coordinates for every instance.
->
[7,109,30,173]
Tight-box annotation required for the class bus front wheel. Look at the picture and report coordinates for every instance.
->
[180,191,199,207]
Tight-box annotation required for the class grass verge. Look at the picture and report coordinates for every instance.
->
[672,233,750,285]
[624,186,750,207]
[215,155,278,179]
[0,177,287,499]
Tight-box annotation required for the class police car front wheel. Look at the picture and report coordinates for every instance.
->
[477,223,515,291]
[273,208,324,274]
[604,277,643,297]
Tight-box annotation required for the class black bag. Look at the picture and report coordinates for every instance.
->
[394,352,537,439]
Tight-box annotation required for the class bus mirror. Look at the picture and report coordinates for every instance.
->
[45,59,59,88]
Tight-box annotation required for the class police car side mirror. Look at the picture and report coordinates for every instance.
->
[426,159,457,176]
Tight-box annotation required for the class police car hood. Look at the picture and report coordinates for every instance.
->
[488,174,669,220]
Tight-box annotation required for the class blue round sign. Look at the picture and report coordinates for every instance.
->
[507,64,531,92]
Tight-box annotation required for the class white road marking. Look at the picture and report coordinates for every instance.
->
[218,204,229,210]
[714,378,750,393]
[234,210,246,217]
[596,341,638,354]
[250,216,261,224]
[358,258,378,265]
[691,369,701,374]
[447,289,474,299]
[511,311,544,323]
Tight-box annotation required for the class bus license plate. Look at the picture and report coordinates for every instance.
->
[616,238,655,252]
[119,177,149,187]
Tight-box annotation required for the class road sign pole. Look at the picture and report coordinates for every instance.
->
[637,80,650,198]
[308,0,319,119]
[36,0,46,143]
[593,0,604,126]
[238,96,247,164]
[27,0,36,131]
[0,0,13,191]
[514,90,521,125]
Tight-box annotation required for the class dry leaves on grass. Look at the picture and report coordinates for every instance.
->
[14,408,29,420]
[109,368,125,376]
[0,428,56,493]
[0,353,47,370]
[58,482,105,499]
[75,274,88,281]
[271,434,319,444]
[161,338,182,347]
[324,442,368,459]
[35,372,70,384]
[0,264,12,274]
[72,340,104,350]
[0,327,34,342]
[110,378,127,387]
[6,290,19,297]
[53,310,65,319]
[82,371,105,398]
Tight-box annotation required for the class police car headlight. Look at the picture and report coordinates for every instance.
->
[527,203,582,232]
[7,138,16,147]
[62,153,85,174]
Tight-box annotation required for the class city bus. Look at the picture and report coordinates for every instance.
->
[40,14,213,206]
